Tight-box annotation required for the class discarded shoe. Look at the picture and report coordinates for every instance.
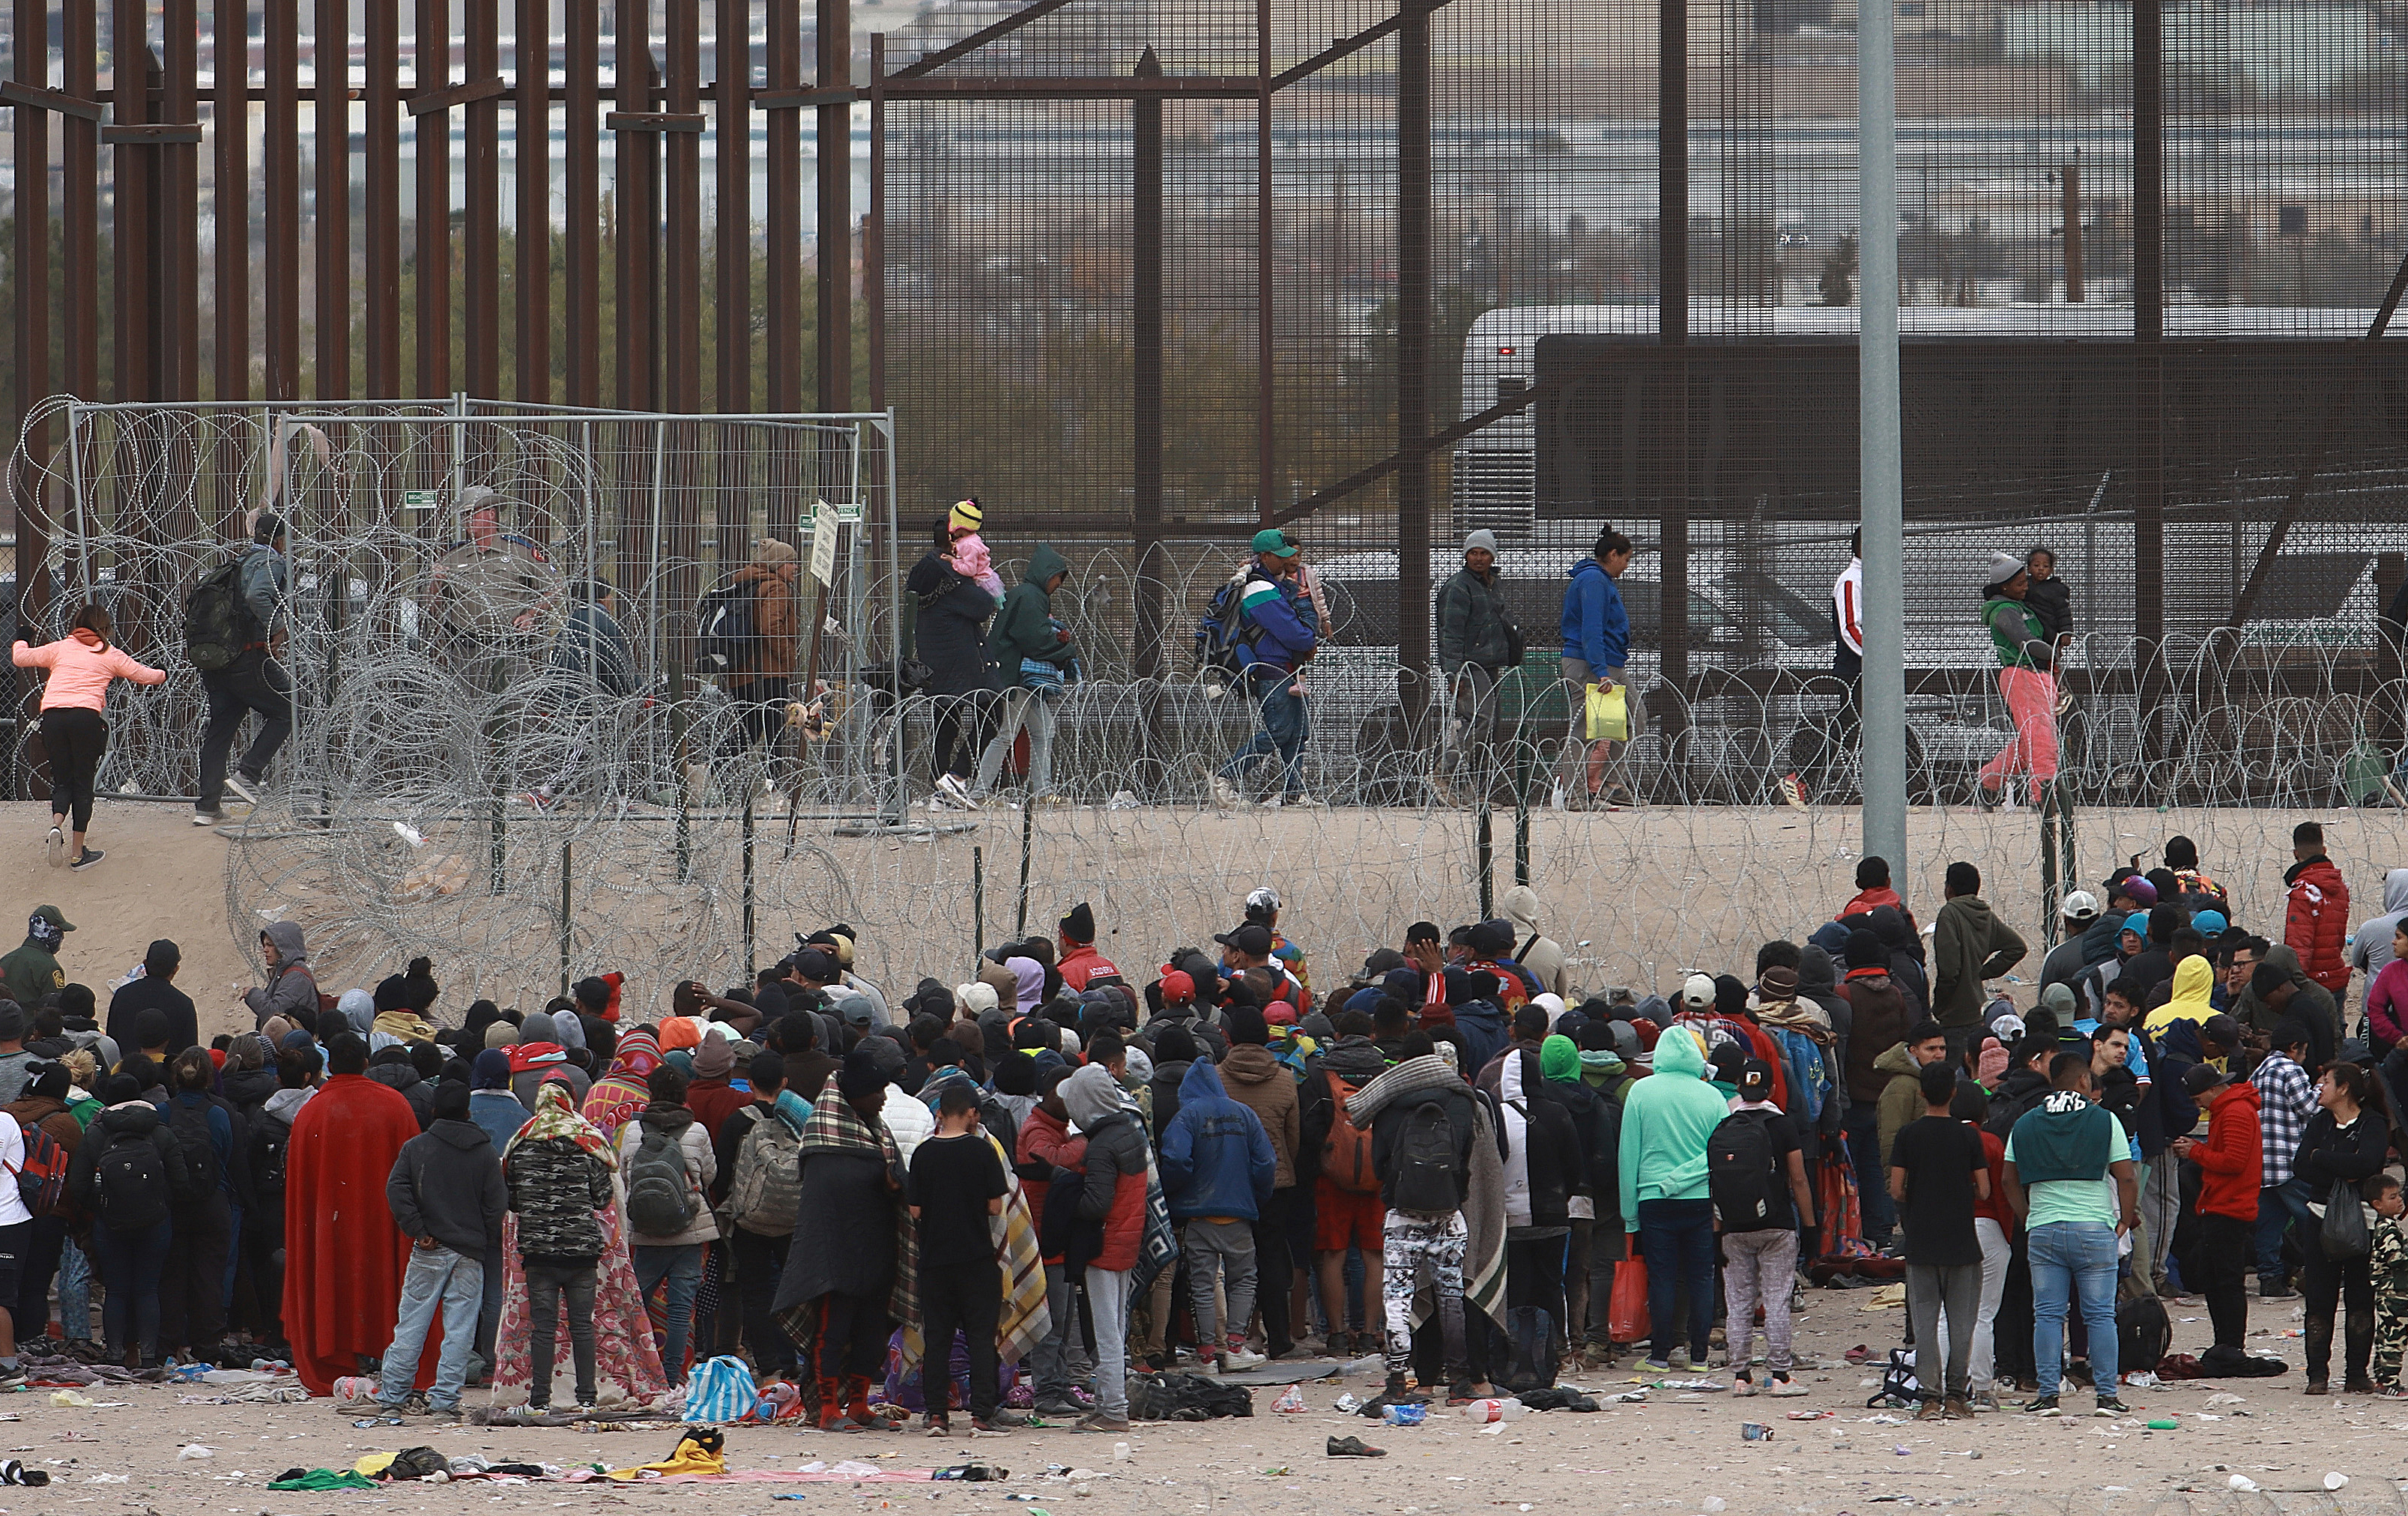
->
[1326,1435,1387,1458]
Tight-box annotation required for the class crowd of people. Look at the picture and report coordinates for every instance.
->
[0,822,2398,1431]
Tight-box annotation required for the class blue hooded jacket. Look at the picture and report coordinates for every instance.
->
[1158,1059,1277,1222]
[1234,567,1319,671]
[1558,556,1630,670]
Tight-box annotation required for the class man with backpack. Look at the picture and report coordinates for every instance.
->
[4,1062,81,1346]
[244,1052,313,1356]
[617,1064,716,1385]
[1713,1060,1815,1397]
[1211,530,1321,808]
[1346,1045,1486,1409]
[160,1049,242,1365]
[70,1072,195,1368]
[715,1052,799,1376]
[190,512,293,825]
[378,1080,507,1416]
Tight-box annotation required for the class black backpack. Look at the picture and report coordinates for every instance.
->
[251,1118,291,1198]
[1195,575,1265,676]
[1503,1306,1560,1392]
[1391,1100,1463,1216]
[695,577,762,676]
[2117,1293,2171,1374]
[95,1128,169,1234]
[1707,1109,1780,1231]
[165,1099,222,1198]
[184,556,258,671]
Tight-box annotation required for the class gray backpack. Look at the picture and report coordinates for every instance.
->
[624,1125,698,1237]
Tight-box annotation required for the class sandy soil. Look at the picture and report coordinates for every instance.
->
[9,1280,2401,1516]
[14,795,2408,1037]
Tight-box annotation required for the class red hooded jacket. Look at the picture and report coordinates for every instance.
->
[2284,855,2351,997]
[2190,1078,2262,1221]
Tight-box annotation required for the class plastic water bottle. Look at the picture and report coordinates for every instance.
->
[1457,1398,1528,1424]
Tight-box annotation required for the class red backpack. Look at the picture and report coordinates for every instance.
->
[278,961,338,1018]
[7,1121,73,1219]
[1321,1071,1379,1193]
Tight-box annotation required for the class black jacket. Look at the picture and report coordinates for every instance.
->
[368,1060,435,1130]
[906,551,998,699]
[1370,1084,1480,1215]
[2294,1107,2389,1195]
[67,1102,195,1222]
[2023,573,2074,642]
[1547,1075,1622,1231]
[1504,1066,1585,1231]
[104,977,199,1059]
[775,1142,898,1308]
[386,1118,508,1257]
[1148,1058,1194,1141]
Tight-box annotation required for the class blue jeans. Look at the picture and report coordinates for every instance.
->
[2028,1221,2120,1399]
[57,1238,92,1339]
[1219,664,1309,796]
[2256,1176,2314,1282]
[633,1243,705,1384]
[1636,1198,1716,1363]
[379,1243,484,1411]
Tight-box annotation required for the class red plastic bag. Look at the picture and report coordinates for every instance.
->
[1609,1255,1649,1344]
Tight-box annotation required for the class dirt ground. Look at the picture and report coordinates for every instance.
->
[8,1285,2403,1516]
[16,794,2408,1039]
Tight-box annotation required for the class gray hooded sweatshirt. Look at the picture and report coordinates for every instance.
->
[2348,869,2408,986]
[243,922,319,1028]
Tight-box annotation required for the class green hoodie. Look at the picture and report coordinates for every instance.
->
[1616,1025,1729,1229]
[1874,1040,1928,1168]
[986,544,1072,679]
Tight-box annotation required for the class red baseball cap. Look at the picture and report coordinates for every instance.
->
[1159,969,1195,1002]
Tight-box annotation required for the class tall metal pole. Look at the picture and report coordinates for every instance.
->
[1857,0,1907,871]
[1395,0,1433,724]
[1131,49,1167,683]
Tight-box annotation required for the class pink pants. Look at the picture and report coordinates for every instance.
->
[1978,665,2059,792]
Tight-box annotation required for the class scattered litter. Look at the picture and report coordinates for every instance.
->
[1784,1410,1835,1421]
[1271,1385,1306,1414]
[2228,1476,2260,1492]
[85,1473,129,1484]
[176,1444,214,1460]
[2326,1473,2350,1491]
[1740,1422,1773,1441]
[2203,1394,2248,1408]
[1651,1379,1727,1392]
[1332,1392,1362,1414]
[2145,1420,2178,1431]
[1458,1398,1528,1424]
[1380,1403,1427,1426]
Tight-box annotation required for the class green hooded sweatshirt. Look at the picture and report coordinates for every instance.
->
[1616,1025,1729,1230]
[985,545,1072,681]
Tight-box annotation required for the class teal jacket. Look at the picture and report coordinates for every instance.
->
[985,545,1073,686]
[1617,1025,1731,1229]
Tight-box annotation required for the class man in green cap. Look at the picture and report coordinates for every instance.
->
[1211,530,1321,807]
[0,907,72,1009]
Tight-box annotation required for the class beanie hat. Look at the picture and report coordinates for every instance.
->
[1758,964,1800,1001]
[1679,973,1715,1010]
[838,1047,887,1100]
[1226,1006,1271,1046]
[1464,528,1499,555]
[431,1079,472,1121]
[1980,549,2023,591]
[693,1028,736,1079]
[1844,928,1886,973]
[1153,1025,1199,1064]
[1059,902,1096,944]
[996,1050,1039,1096]
[949,498,983,534]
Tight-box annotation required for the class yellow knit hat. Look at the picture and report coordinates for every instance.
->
[949,498,983,535]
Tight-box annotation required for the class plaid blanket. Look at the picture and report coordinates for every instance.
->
[775,1091,919,1340]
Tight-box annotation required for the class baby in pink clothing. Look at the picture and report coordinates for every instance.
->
[946,498,1006,599]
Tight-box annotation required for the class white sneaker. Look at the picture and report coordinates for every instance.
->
[1548,781,1569,812]
[193,810,226,827]
[1209,774,1243,808]
[1220,1347,1266,1371]
[936,772,975,809]
[1767,1378,1809,1398]
[223,772,261,806]
[43,826,64,869]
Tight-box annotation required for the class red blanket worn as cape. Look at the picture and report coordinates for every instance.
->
[282,1074,426,1396]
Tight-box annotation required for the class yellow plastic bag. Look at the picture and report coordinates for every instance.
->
[1585,681,1629,743]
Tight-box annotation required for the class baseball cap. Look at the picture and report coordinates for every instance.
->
[1679,972,1715,1010]
[1250,528,1299,558]
[2192,909,2229,936]
[2061,889,2100,923]
[2117,877,2159,907]
[1737,1058,1776,1103]
[1214,924,1276,958]
[793,948,837,982]
[1158,969,1196,1003]
[29,906,72,933]
[2183,1063,2233,1098]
